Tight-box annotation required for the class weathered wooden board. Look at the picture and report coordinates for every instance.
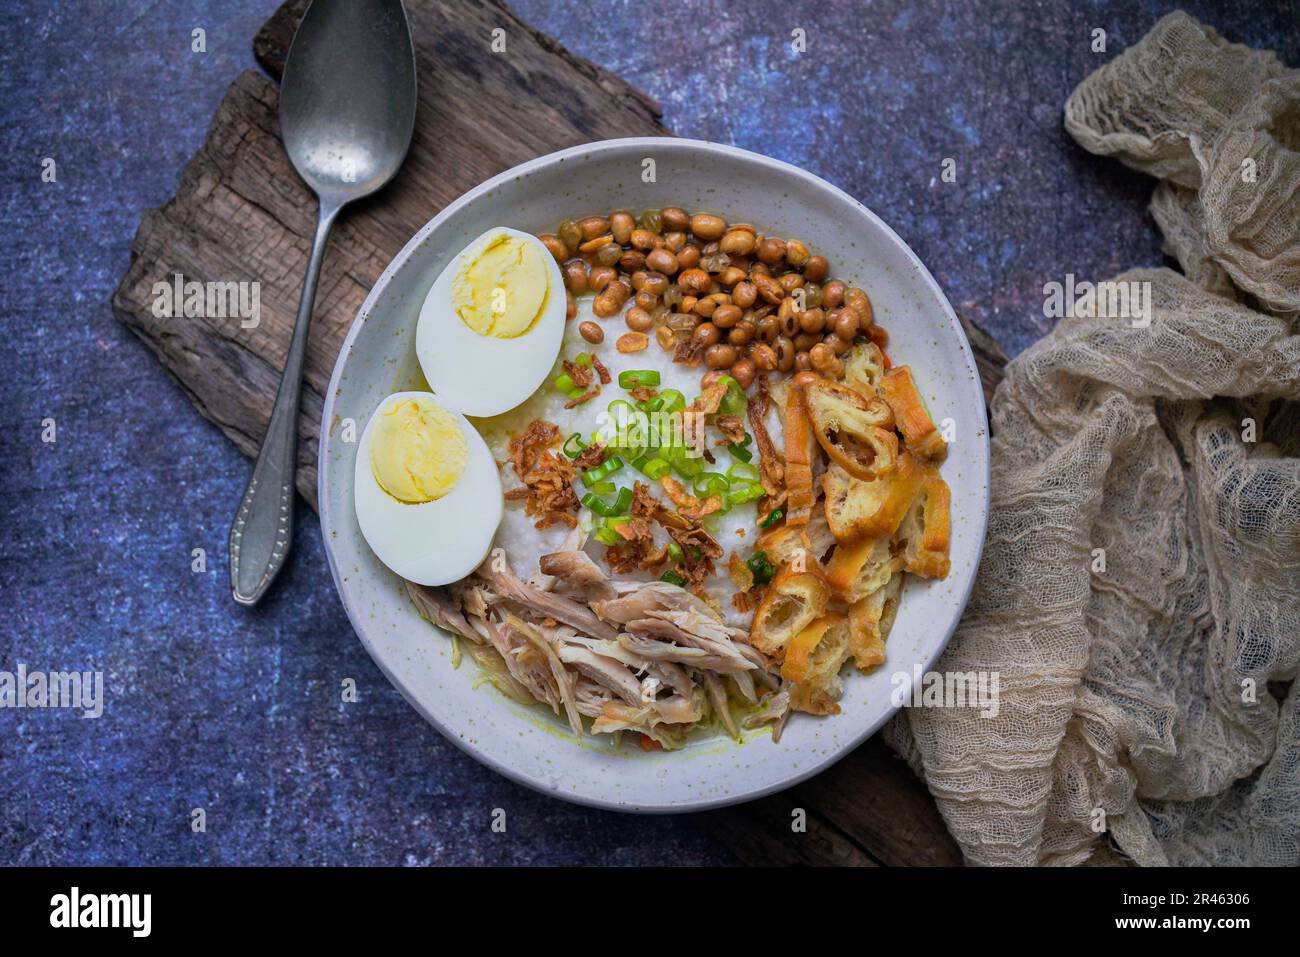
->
[112,0,1000,866]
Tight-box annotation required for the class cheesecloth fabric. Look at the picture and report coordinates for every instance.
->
[884,12,1300,866]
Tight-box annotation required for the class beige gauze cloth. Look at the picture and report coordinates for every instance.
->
[884,12,1300,866]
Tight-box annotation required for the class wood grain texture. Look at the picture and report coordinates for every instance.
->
[111,0,995,866]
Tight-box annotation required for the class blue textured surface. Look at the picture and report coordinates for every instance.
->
[1,1,1295,865]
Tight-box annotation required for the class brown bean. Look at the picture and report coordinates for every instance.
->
[775,335,796,372]
[822,280,847,309]
[617,332,649,353]
[645,248,679,275]
[625,307,654,332]
[579,216,610,241]
[566,289,577,321]
[678,268,711,294]
[539,234,569,262]
[630,228,658,251]
[639,209,663,233]
[693,322,721,348]
[712,303,743,329]
[693,296,718,318]
[589,266,617,292]
[704,343,738,369]
[642,271,669,296]
[794,351,813,372]
[846,288,874,326]
[732,281,757,308]
[661,207,690,232]
[804,255,829,282]
[579,234,614,256]
[779,272,805,293]
[756,238,786,266]
[749,261,771,277]
[578,320,604,344]
[809,341,835,373]
[729,358,757,389]
[728,320,756,346]
[634,290,658,311]
[832,307,859,341]
[680,295,698,315]
[750,343,778,371]
[718,266,747,287]
[676,245,702,271]
[690,213,727,241]
[667,312,698,334]
[794,331,821,351]
[827,331,853,355]
[798,308,826,334]
[719,230,756,257]
[784,239,809,268]
[752,272,785,305]
[655,326,676,351]
[620,249,647,273]
[609,278,632,303]
[593,289,621,318]
[609,211,635,245]
[563,260,589,295]
[779,310,800,339]
[558,219,582,250]
[756,315,779,343]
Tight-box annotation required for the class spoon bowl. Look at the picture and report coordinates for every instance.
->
[279,0,417,203]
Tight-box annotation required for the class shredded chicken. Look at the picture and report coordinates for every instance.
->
[405,550,786,749]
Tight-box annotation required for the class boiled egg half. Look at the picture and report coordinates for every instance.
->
[417,226,566,417]
[354,391,503,585]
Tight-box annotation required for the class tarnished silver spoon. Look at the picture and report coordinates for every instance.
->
[230,0,417,606]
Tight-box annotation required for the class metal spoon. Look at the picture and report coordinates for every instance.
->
[230,0,417,606]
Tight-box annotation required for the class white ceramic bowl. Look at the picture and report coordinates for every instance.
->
[319,138,989,812]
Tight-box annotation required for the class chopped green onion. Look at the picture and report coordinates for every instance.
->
[574,352,593,367]
[728,441,753,462]
[725,481,765,509]
[590,480,615,496]
[606,398,637,422]
[568,387,585,399]
[666,445,703,479]
[666,542,684,563]
[581,486,633,517]
[746,550,778,585]
[581,455,624,487]
[760,508,784,529]
[726,462,761,484]
[562,432,587,459]
[619,369,661,390]
[715,374,748,416]
[660,569,688,587]
[554,372,576,394]
[637,396,664,414]
[693,472,730,498]
[594,516,630,547]
[635,454,671,480]
[657,389,686,414]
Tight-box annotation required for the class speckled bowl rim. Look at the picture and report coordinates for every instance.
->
[319,137,990,813]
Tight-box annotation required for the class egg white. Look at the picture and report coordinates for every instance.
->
[354,391,504,586]
[416,227,567,418]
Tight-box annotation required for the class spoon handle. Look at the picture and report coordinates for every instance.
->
[229,203,339,606]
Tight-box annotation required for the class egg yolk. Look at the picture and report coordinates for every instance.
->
[452,233,548,338]
[369,397,468,503]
